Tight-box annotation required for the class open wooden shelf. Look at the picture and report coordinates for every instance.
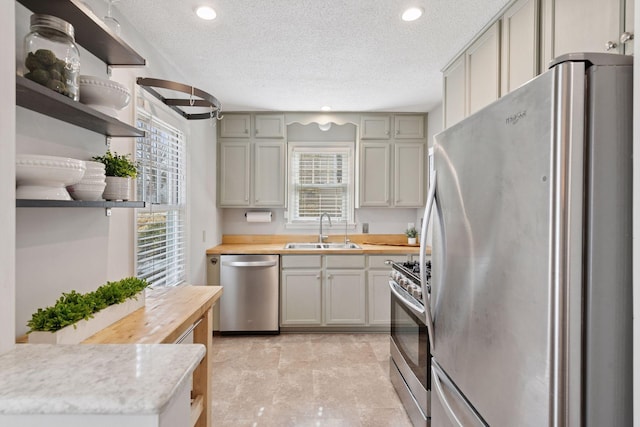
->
[16,0,145,66]
[16,75,144,138]
[16,199,145,208]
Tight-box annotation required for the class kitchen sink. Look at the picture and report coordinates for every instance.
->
[284,242,361,250]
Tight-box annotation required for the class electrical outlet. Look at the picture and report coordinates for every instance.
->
[362,223,369,234]
[408,222,415,230]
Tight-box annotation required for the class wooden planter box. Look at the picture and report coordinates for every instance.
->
[28,292,145,344]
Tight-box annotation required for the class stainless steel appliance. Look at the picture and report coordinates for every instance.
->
[423,53,633,426]
[388,259,432,426]
[220,254,280,334]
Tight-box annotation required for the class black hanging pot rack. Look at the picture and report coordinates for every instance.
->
[136,77,222,120]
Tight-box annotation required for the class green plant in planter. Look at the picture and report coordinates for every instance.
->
[405,227,418,238]
[92,150,138,178]
[27,277,149,333]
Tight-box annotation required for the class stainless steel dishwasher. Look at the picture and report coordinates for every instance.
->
[219,254,280,334]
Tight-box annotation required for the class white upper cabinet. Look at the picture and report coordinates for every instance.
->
[360,115,391,139]
[218,141,251,206]
[255,114,286,138]
[466,21,501,116]
[394,142,425,207]
[443,55,467,129]
[394,115,425,139]
[501,0,540,95]
[220,114,251,138]
[218,114,286,207]
[543,0,634,62]
[360,142,391,206]
[253,141,286,206]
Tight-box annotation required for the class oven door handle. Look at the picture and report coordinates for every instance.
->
[388,281,426,319]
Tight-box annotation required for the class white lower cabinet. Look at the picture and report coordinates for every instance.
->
[367,270,392,325]
[325,269,366,325]
[281,269,322,325]
[281,254,411,329]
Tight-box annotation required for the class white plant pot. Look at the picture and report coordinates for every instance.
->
[28,292,145,344]
[408,237,417,245]
[103,176,131,201]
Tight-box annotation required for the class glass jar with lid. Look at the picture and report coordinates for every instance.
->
[24,14,80,101]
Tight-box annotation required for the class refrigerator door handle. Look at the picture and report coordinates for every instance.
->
[420,169,437,350]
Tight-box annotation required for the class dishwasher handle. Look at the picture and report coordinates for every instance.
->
[222,260,278,268]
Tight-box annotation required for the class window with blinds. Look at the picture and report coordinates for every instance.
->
[135,110,186,287]
[288,144,354,223]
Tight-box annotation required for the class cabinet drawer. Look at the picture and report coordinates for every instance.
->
[281,255,322,268]
[368,254,411,269]
[325,255,365,269]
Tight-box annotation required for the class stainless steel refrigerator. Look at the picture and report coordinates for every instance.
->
[423,53,633,426]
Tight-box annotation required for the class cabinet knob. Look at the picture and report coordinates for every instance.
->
[327,274,333,279]
[255,129,259,134]
[605,41,618,51]
[620,32,634,44]
[395,129,399,135]
[210,257,218,265]
[244,129,249,134]
[316,275,321,279]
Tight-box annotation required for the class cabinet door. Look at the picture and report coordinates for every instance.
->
[394,142,425,207]
[359,142,391,206]
[443,55,466,128]
[254,141,285,206]
[219,141,250,206]
[501,0,539,95]
[255,114,285,138]
[281,270,322,325]
[360,115,391,139]
[324,270,366,325]
[394,115,425,139]
[466,21,501,115]
[546,0,622,59]
[368,270,391,325]
[220,114,251,138]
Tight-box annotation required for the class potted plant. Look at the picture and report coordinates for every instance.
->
[27,277,149,344]
[405,227,418,245]
[92,150,137,201]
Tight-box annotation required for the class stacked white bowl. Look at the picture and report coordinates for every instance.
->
[67,161,107,201]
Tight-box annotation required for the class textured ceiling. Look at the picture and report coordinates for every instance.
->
[115,0,511,112]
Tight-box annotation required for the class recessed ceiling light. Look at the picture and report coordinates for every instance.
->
[401,7,423,22]
[196,6,217,20]
[321,106,331,112]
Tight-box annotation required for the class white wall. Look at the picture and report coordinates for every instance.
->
[0,0,16,353]
[13,1,219,336]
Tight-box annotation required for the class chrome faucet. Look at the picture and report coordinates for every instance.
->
[319,212,332,243]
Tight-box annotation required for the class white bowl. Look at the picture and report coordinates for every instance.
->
[79,75,131,116]
[67,181,107,201]
[16,155,86,200]
[84,161,106,171]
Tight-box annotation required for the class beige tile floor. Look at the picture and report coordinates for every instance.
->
[210,333,413,427]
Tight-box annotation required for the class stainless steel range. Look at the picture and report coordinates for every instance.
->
[388,259,432,426]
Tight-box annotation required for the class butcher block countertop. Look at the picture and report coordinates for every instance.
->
[207,234,429,255]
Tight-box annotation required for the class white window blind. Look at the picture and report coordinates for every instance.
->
[135,110,186,287]
[289,144,354,223]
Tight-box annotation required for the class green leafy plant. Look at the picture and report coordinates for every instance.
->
[405,227,418,238]
[92,150,138,178]
[27,277,149,333]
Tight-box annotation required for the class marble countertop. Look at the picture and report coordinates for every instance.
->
[0,344,205,415]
